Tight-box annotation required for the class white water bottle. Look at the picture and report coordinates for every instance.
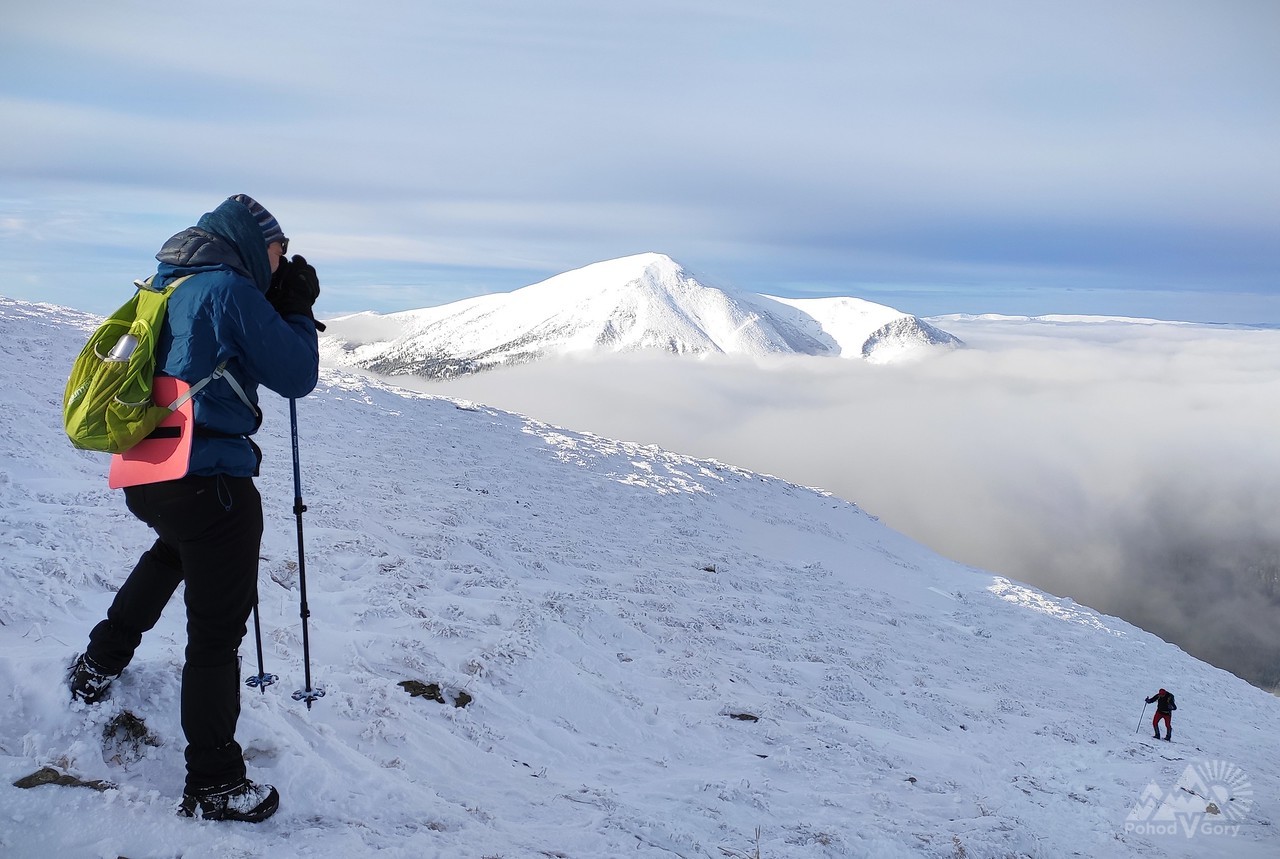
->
[107,333,138,361]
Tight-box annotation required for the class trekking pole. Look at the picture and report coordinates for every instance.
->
[244,598,278,692]
[287,398,324,709]
[1136,702,1148,734]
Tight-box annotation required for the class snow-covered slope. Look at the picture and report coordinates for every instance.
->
[320,253,961,377]
[1,295,1276,859]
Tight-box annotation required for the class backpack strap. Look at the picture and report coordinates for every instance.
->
[166,363,256,415]
[134,273,192,294]
[211,365,257,415]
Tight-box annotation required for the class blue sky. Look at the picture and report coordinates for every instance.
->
[2,0,1277,322]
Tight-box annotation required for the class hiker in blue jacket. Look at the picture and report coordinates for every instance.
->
[68,195,322,822]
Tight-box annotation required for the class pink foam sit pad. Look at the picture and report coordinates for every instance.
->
[108,377,194,489]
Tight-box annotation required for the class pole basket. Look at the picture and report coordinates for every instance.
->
[245,673,278,691]
[292,687,325,708]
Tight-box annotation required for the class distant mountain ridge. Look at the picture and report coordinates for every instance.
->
[320,253,961,378]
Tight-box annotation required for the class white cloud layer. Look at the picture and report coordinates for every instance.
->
[391,317,1280,687]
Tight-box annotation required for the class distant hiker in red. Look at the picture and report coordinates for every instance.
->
[1146,688,1177,741]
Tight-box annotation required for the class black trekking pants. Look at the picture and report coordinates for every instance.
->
[85,473,263,792]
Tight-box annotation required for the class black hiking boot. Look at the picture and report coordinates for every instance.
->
[178,779,279,822]
[1153,732,1160,739]
[68,653,120,705]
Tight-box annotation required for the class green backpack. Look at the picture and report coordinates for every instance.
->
[63,275,199,453]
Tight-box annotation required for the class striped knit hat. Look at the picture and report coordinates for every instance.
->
[230,194,286,248]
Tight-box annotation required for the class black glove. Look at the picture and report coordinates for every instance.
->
[268,254,326,331]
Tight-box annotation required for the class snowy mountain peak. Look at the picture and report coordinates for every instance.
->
[533,251,689,293]
[518,252,739,352]
[322,254,961,378]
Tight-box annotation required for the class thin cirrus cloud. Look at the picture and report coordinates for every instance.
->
[1,1,1277,318]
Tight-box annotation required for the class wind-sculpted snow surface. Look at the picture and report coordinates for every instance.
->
[320,253,960,377]
[0,295,1275,858]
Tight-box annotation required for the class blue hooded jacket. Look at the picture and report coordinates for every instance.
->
[153,198,319,476]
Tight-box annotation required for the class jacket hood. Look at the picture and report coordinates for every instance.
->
[155,198,273,293]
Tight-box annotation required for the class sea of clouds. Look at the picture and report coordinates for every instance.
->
[394,316,1280,690]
